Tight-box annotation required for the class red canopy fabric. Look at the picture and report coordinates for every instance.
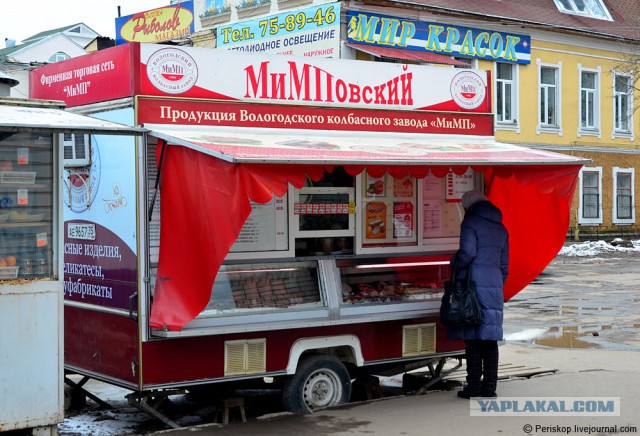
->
[149,144,581,331]
[485,165,580,300]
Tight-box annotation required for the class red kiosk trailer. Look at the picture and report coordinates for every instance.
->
[30,43,588,425]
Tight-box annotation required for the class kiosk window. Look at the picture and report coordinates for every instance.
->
[0,133,54,280]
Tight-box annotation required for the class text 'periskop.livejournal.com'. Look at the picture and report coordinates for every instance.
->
[469,397,639,434]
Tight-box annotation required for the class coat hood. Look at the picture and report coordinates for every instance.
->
[466,200,503,224]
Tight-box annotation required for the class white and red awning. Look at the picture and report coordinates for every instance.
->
[145,124,588,167]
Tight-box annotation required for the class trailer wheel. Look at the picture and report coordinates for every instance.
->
[282,354,351,415]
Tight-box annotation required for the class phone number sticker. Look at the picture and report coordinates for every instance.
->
[68,223,96,240]
[217,2,339,46]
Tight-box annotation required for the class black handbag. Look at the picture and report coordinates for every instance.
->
[440,262,483,327]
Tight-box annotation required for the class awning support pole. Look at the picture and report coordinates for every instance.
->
[149,139,167,221]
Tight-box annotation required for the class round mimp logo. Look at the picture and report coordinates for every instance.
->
[146,48,198,94]
[450,71,486,110]
[64,137,100,213]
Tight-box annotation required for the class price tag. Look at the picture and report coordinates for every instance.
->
[17,148,29,165]
[36,232,48,247]
[17,189,28,205]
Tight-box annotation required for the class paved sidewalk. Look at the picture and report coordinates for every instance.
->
[151,342,640,436]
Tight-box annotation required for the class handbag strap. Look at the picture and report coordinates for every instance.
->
[452,255,473,286]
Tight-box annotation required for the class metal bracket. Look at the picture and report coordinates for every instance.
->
[414,356,463,395]
[126,389,187,429]
[64,375,113,409]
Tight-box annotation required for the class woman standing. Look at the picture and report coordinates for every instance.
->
[448,190,509,399]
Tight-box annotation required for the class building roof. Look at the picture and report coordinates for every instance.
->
[22,23,86,43]
[0,40,37,60]
[380,0,640,41]
[1,22,101,63]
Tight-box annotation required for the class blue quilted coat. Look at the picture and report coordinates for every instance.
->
[447,200,509,341]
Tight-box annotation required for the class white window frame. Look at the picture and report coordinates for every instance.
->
[552,0,612,20]
[577,65,601,138]
[494,62,519,132]
[537,60,562,136]
[612,71,634,140]
[62,133,90,167]
[578,166,602,225]
[48,51,71,63]
[612,167,635,225]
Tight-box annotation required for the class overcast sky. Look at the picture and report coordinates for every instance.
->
[1,0,176,44]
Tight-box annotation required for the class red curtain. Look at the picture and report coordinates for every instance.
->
[149,147,323,330]
[149,145,581,331]
[484,165,581,301]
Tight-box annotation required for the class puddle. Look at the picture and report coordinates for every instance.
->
[534,326,599,349]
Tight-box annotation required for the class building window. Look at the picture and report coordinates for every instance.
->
[613,168,634,224]
[538,63,561,134]
[48,52,70,63]
[579,167,602,224]
[553,0,612,20]
[578,67,600,136]
[496,62,517,126]
[453,57,473,69]
[613,73,633,136]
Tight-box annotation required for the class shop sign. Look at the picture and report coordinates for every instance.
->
[31,42,491,112]
[115,1,195,45]
[30,44,134,107]
[347,11,530,64]
[138,44,491,112]
[137,98,494,136]
[217,2,340,57]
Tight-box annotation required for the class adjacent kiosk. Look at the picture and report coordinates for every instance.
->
[0,97,143,434]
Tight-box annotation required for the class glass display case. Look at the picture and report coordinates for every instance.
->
[0,132,54,280]
[203,260,324,315]
[337,255,451,305]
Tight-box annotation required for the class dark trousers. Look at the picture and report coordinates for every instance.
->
[464,339,499,395]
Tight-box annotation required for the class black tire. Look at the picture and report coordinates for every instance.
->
[282,354,352,415]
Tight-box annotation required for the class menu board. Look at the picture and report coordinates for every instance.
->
[446,168,475,201]
[230,196,288,252]
[422,173,464,239]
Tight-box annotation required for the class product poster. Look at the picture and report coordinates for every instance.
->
[393,175,414,197]
[365,175,386,197]
[393,202,414,238]
[63,108,138,310]
[365,202,387,239]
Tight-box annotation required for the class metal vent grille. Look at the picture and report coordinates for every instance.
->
[403,323,436,356]
[224,339,266,376]
[246,340,266,373]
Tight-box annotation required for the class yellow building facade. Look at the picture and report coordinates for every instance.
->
[480,35,640,238]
